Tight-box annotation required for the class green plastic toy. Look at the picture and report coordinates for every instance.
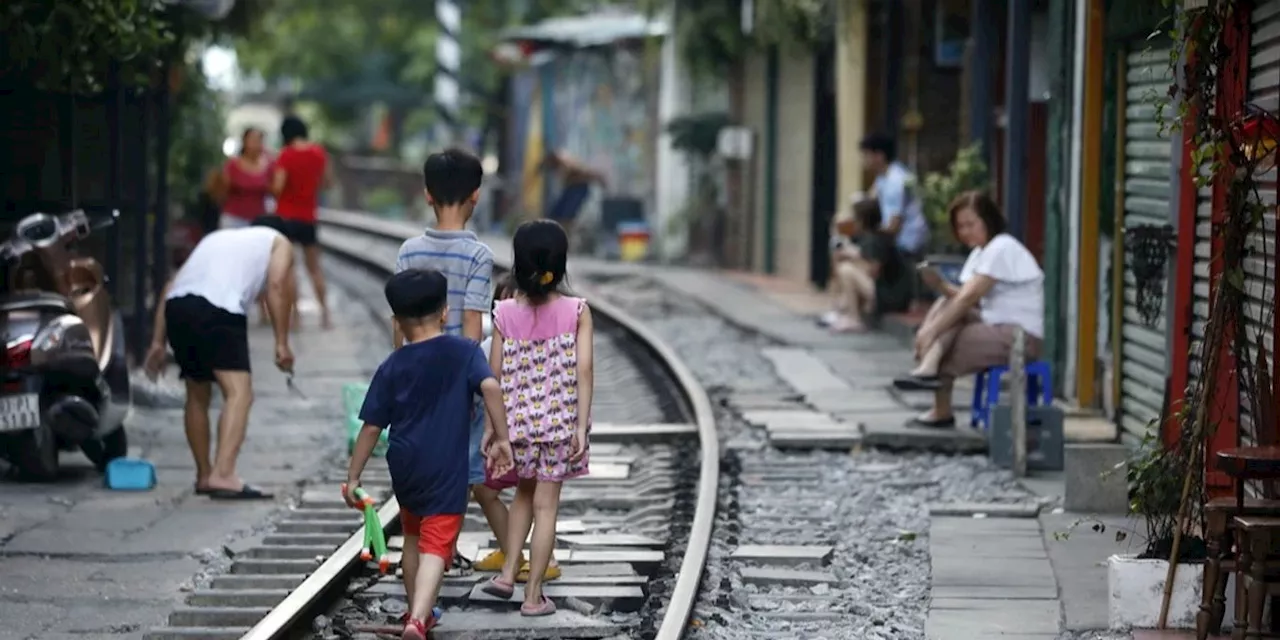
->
[344,383,388,457]
[343,484,390,574]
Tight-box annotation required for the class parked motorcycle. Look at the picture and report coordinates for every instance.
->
[0,209,131,480]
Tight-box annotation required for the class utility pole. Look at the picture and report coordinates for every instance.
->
[1003,0,1031,241]
[435,0,462,147]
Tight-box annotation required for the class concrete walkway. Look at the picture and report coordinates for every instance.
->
[0,278,380,638]
[595,260,1135,638]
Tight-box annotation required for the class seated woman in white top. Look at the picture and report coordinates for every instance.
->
[892,191,1044,429]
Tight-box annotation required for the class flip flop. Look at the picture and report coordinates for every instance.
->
[907,416,956,429]
[521,595,557,617]
[194,484,213,496]
[480,576,515,599]
[208,484,274,500]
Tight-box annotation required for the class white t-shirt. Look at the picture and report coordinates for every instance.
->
[958,233,1044,338]
[166,226,283,315]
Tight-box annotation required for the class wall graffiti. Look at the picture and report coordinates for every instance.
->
[549,46,655,219]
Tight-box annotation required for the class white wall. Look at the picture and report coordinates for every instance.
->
[653,3,692,259]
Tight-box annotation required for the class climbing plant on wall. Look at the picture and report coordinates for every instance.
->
[1136,0,1277,579]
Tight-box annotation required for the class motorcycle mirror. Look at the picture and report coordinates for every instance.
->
[92,209,120,231]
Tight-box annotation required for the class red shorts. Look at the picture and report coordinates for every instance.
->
[399,511,464,561]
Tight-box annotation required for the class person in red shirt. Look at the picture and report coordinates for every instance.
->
[271,115,332,329]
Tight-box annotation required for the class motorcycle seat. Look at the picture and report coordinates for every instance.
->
[0,291,74,313]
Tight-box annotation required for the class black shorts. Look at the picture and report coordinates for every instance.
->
[252,215,318,246]
[165,295,250,381]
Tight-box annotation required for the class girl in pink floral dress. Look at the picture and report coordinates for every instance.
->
[481,220,593,616]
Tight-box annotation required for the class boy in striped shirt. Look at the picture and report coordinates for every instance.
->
[393,149,513,601]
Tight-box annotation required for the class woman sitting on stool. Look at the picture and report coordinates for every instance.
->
[893,191,1044,429]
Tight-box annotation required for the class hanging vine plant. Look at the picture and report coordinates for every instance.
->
[1136,0,1278,586]
[1,0,178,94]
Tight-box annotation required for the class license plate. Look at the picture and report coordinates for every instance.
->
[0,394,40,432]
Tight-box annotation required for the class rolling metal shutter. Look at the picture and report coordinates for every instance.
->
[1238,0,1280,448]
[1117,45,1176,441]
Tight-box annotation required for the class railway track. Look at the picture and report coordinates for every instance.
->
[143,212,717,640]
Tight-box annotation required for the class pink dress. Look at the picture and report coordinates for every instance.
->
[494,296,591,482]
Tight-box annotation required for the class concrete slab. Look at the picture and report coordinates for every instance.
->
[1064,443,1130,514]
[467,583,645,611]
[768,430,863,450]
[731,544,834,566]
[931,585,1060,599]
[588,422,697,441]
[860,419,987,453]
[557,533,664,548]
[929,502,1045,518]
[930,517,1045,537]
[760,348,852,394]
[809,393,909,414]
[930,557,1057,587]
[1040,512,1139,630]
[354,610,621,639]
[741,410,845,428]
[739,567,839,587]
[926,601,1061,636]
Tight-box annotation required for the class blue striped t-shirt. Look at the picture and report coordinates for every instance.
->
[394,228,494,336]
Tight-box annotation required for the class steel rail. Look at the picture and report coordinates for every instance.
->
[241,209,718,640]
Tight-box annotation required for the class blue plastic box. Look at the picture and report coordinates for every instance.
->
[105,458,156,491]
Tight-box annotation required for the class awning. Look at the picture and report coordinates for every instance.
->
[499,11,668,49]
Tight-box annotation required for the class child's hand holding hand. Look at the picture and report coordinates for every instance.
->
[570,428,588,462]
[481,428,495,458]
[487,440,514,476]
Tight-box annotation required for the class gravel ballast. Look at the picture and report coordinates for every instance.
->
[584,275,1119,640]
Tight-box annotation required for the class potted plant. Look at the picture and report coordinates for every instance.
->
[917,143,989,281]
[1103,431,1214,630]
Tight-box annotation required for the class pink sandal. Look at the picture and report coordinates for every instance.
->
[481,576,515,599]
[521,595,557,617]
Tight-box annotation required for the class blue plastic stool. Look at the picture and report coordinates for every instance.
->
[971,361,1053,430]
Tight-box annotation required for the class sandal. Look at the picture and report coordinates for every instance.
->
[400,616,436,640]
[521,595,557,617]
[892,374,942,391]
[207,484,273,500]
[451,551,474,572]
[480,576,515,599]
[907,415,956,429]
[399,608,442,625]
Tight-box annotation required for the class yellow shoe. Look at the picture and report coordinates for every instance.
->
[474,550,523,572]
[517,561,562,583]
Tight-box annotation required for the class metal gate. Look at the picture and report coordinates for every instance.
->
[1117,44,1176,442]
[1238,0,1280,448]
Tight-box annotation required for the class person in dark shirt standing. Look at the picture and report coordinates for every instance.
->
[344,269,514,640]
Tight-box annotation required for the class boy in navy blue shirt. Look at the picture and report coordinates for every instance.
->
[345,269,513,640]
